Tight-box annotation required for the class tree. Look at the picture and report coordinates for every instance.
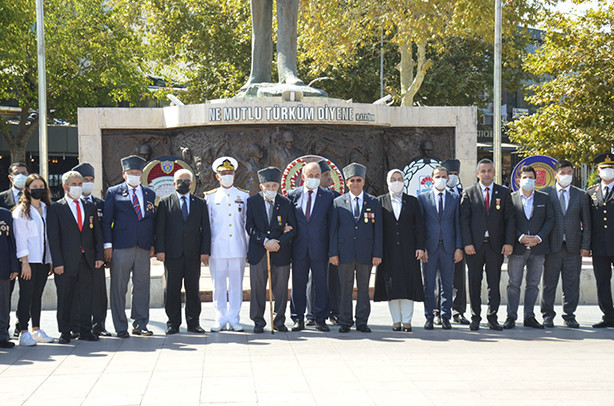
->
[507,2,614,165]
[0,0,147,162]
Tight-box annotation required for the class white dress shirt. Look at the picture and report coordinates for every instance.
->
[390,192,402,220]
[67,196,85,227]
[12,202,52,264]
[521,191,534,219]
[301,185,317,216]
[433,189,446,213]
[601,181,613,199]
[128,182,145,210]
[176,191,191,214]
[555,183,570,212]
[12,187,21,205]
[349,191,364,217]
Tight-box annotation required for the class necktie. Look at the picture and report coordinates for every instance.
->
[438,192,444,219]
[484,187,490,213]
[267,199,274,223]
[560,189,567,215]
[605,186,610,201]
[73,200,82,231]
[354,197,360,220]
[305,190,313,222]
[132,188,143,220]
[181,196,188,221]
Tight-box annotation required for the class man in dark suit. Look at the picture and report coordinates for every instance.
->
[541,160,591,328]
[587,154,614,328]
[102,155,156,338]
[288,162,335,332]
[418,166,463,330]
[0,207,19,348]
[329,163,383,333]
[156,169,211,334]
[460,158,515,331]
[246,167,297,333]
[47,171,105,344]
[504,166,554,329]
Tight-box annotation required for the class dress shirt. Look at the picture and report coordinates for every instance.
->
[555,183,570,213]
[129,182,145,210]
[176,191,191,214]
[601,181,613,199]
[12,187,21,205]
[521,191,534,219]
[390,192,402,220]
[479,182,492,237]
[350,191,364,217]
[301,185,317,216]
[433,189,446,212]
[67,195,85,227]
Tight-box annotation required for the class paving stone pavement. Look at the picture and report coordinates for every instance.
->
[1,302,613,406]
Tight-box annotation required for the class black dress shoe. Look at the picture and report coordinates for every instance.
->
[253,325,264,334]
[402,324,412,332]
[441,318,452,330]
[58,333,71,344]
[117,330,130,338]
[503,318,515,329]
[487,320,503,331]
[305,319,316,327]
[453,314,471,325]
[0,339,15,348]
[329,316,340,325]
[338,325,350,333]
[424,318,434,330]
[392,325,402,332]
[165,326,179,335]
[434,316,442,326]
[79,333,100,341]
[13,325,20,338]
[564,318,580,328]
[315,321,330,332]
[356,325,371,333]
[70,331,80,339]
[187,325,206,334]
[523,317,544,329]
[470,320,480,330]
[132,327,153,336]
[273,325,288,332]
[593,319,614,328]
[543,317,554,328]
[292,320,305,332]
[93,328,112,337]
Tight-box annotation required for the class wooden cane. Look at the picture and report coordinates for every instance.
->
[267,249,274,335]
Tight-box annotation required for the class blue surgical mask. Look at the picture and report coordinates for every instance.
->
[520,178,535,191]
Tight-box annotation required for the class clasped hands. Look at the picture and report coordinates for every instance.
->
[520,235,540,248]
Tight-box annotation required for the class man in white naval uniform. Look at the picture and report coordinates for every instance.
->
[204,157,250,332]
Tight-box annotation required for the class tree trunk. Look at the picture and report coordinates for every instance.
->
[0,105,37,164]
[398,43,414,105]
[398,40,431,107]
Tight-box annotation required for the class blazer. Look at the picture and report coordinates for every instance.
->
[379,193,425,252]
[82,195,104,220]
[510,189,554,255]
[0,188,17,210]
[329,191,383,265]
[460,182,515,251]
[47,197,104,274]
[418,189,462,254]
[542,185,591,254]
[12,202,52,264]
[287,186,334,261]
[587,184,614,256]
[0,208,19,280]
[155,193,211,259]
[102,183,156,250]
[246,192,297,266]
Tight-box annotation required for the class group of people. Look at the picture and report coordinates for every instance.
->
[1,152,614,349]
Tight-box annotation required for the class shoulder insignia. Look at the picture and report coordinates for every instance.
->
[237,187,250,194]
[204,188,217,196]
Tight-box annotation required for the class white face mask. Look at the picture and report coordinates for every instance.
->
[264,189,277,201]
[433,177,447,191]
[600,168,614,182]
[557,174,572,187]
[447,174,459,188]
[305,177,320,190]
[520,178,536,191]
[12,173,27,189]
[68,186,83,199]
[220,174,234,188]
[82,182,95,196]
[388,181,404,194]
[126,174,141,187]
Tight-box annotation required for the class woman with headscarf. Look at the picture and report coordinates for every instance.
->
[374,169,425,332]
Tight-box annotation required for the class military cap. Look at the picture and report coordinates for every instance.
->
[212,156,238,173]
[121,155,146,172]
[594,153,614,169]
[72,162,95,178]
[442,159,461,173]
[342,163,366,180]
[318,160,331,173]
[257,166,282,184]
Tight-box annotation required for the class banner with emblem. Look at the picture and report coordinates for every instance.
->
[402,158,442,197]
[511,155,558,192]
[142,156,195,203]
[281,155,344,196]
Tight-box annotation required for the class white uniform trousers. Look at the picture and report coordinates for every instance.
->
[388,299,414,324]
[209,257,245,326]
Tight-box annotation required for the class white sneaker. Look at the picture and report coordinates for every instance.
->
[19,332,37,347]
[210,323,223,332]
[230,323,244,332]
[32,329,54,343]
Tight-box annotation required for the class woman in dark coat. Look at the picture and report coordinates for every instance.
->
[375,169,425,332]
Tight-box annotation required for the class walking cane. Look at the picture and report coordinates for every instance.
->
[266,249,274,335]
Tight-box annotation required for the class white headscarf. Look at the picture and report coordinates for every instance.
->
[387,169,404,198]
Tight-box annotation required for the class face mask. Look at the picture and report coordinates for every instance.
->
[30,188,46,200]
[600,168,614,181]
[13,173,27,189]
[557,174,572,187]
[305,177,320,190]
[520,178,536,191]
[264,189,277,201]
[126,174,141,187]
[220,174,234,188]
[67,186,83,199]
[388,181,404,194]
[447,174,459,188]
[433,177,447,191]
[82,182,95,196]
[176,180,191,195]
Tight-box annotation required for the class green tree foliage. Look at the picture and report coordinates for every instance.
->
[508,2,614,165]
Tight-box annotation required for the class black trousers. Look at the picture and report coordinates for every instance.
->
[466,242,503,322]
[57,256,95,335]
[92,264,108,329]
[592,255,614,322]
[17,263,49,331]
[435,257,467,317]
[164,257,202,328]
[54,273,80,333]
[327,263,340,318]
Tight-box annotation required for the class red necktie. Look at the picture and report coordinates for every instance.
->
[305,190,313,222]
[74,200,82,231]
[484,187,490,213]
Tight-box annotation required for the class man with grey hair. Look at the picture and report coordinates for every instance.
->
[47,171,105,344]
[155,169,211,334]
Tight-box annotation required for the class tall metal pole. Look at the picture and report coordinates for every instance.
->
[493,0,502,184]
[380,28,384,99]
[36,0,49,181]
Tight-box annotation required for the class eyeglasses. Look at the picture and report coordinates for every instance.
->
[348,178,363,184]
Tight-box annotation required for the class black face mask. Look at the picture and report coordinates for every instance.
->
[176,180,191,195]
[30,188,46,200]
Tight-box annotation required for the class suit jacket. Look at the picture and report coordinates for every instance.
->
[155,193,211,259]
[587,184,614,256]
[460,182,515,251]
[47,197,104,274]
[0,208,19,280]
[246,192,297,266]
[288,186,334,261]
[510,189,554,255]
[83,195,104,219]
[0,188,17,210]
[329,192,383,265]
[102,183,156,250]
[418,189,462,254]
[543,185,591,254]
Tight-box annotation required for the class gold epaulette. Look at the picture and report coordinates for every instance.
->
[236,187,250,194]
[204,188,217,196]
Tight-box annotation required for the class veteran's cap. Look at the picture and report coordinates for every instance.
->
[121,155,146,172]
[342,162,366,180]
[257,166,282,184]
